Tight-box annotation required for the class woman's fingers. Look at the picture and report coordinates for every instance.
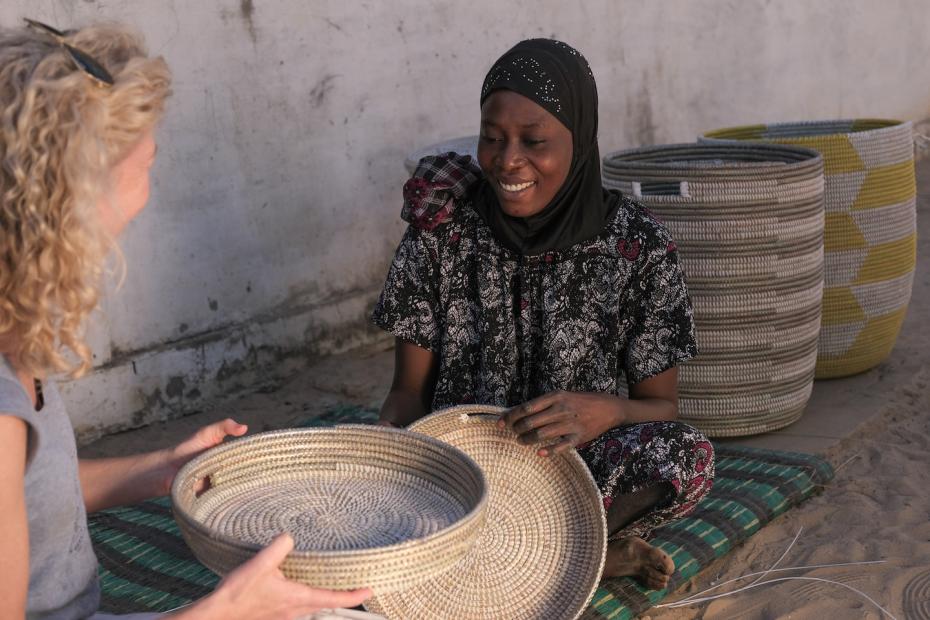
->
[516,420,576,446]
[511,408,568,435]
[534,421,577,441]
[501,391,563,429]
[251,535,372,609]
[201,418,248,445]
[248,532,295,574]
[175,419,248,463]
[220,418,249,437]
[522,421,575,444]
[213,533,374,618]
[538,435,578,457]
[295,586,373,610]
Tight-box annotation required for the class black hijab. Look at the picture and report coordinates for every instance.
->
[473,39,619,255]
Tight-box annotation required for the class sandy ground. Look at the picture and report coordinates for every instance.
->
[649,369,930,620]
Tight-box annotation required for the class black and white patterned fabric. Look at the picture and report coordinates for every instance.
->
[374,188,697,406]
[373,153,711,538]
[580,421,715,539]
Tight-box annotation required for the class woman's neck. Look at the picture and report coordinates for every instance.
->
[0,339,20,371]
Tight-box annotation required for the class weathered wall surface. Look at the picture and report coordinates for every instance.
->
[2,1,928,443]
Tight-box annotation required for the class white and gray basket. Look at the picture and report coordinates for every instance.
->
[602,143,825,436]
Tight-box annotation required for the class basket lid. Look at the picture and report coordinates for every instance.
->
[366,405,607,620]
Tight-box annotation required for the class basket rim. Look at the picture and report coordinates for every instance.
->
[602,141,823,171]
[170,425,490,560]
[701,118,911,140]
[394,404,608,620]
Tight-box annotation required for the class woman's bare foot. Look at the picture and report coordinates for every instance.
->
[603,536,675,590]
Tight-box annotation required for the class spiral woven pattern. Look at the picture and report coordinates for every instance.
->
[904,568,930,620]
[366,405,606,620]
[702,119,917,378]
[171,426,488,593]
[602,143,825,436]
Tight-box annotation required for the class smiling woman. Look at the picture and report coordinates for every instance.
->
[374,38,715,594]
[478,89,573,218]
[473,39,617,256]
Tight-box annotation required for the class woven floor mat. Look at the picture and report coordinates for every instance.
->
[90,405,834,618]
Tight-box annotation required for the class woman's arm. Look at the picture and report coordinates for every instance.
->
[626,367,680,421]
[501,367,680,456]
[79,418,247,513]
[378,339,438,427]
[0,415,30,619]
[2,416,372,620]
[79,451,173,514]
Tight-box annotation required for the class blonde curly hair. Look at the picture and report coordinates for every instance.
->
[0,22,171,378]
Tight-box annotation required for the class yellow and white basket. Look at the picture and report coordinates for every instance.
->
[702,120,917,378]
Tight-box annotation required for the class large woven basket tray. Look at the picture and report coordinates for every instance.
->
[602,143,825,436]
[366,405,607,620]
[171,426,488,594]
[701,120,917,378]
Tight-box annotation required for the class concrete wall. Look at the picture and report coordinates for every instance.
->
[2,1,928,443]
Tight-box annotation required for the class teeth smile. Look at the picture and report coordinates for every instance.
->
[499,180,535,192]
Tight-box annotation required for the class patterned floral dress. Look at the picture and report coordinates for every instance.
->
[373,157,714,539]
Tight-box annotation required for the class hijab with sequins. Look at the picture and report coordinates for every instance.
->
[473,39,620,256]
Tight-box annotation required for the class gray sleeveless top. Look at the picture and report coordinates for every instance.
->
[0,358,100,619]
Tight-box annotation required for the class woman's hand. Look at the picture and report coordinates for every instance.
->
[499,391,626,457]
[157,418,248,495]
[80,418,249,512]
[176,533,372,619]
[499,373,682,458]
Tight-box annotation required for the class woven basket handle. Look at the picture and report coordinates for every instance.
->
[194,474,214,498]
[450,404,507,425]
[459,412,501,423]
[630,180,690,199]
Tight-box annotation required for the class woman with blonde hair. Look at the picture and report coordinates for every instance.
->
[0,20,370,618]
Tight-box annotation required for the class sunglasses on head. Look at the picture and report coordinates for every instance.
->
[24,18,114,87]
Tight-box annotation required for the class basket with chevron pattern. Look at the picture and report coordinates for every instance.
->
[701,120,917,378]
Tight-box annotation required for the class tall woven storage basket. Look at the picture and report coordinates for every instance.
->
[701,120,917,378]
[602,144,824,436]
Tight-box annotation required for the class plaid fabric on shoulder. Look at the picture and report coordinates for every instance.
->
[401,153,481,231]
[89,407,833,618]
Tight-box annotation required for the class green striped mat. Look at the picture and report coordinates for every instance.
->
[90,406,833,618]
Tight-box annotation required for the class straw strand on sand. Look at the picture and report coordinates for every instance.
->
[657,528,894,618]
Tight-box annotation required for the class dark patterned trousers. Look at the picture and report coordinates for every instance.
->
[577,421,714,540]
